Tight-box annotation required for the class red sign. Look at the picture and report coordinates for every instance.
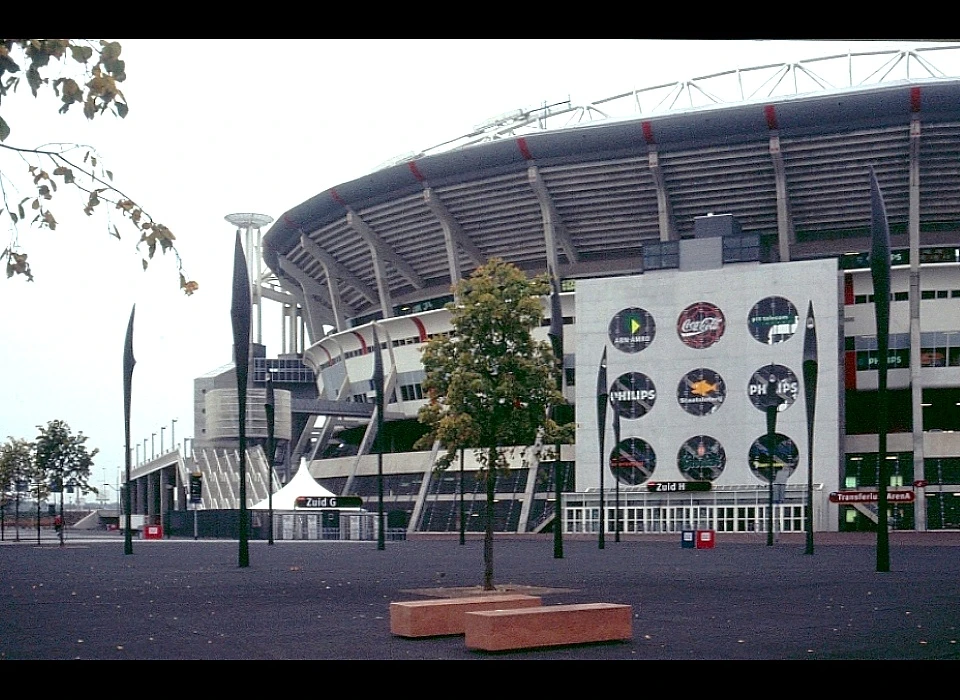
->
[913,480,927,488]
[829,490,915,504]
[676,302,725,349]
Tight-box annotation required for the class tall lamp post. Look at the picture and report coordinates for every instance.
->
[230,229,252,568]
[757,367,785,547]
[869,168,892,573]
[117,305,136,553]
[160,426,166,454]
[546,267,565,559]
[371,325,386,551]
[264,373,276,545]
[459,448,466,546]
[596,348,608,550]
[613,410,621,543]
[802,303,818,555]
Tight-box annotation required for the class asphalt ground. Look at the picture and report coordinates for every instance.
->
[2,530,959,660]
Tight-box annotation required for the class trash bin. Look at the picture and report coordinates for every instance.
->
[142,524,163,540]
[681,530,696,548]
[695,529,715,549]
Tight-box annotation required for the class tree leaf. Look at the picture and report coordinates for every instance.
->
[69,45,93,64]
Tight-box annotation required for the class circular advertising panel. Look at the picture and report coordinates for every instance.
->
[677,368,726,416]
[608,307,656,354]
[747,364,799,412]
[748,296,799,345]
[677,435,726,481]
[609,437,656,485]
[677,301,726,349]
[748,433,799,483]
[609,372,657,419]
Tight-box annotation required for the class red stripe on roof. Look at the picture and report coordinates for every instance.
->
[352,331,367,355]
[411,316,427,343]
[764,105,778,130]
[408,161,426,182]
[641,121,654,144]
[330,189,345,205]
[516,137,533,160]
[911,86,921,113]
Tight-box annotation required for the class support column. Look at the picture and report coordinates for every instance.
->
[647,148,676,242]
[769,130,795,262]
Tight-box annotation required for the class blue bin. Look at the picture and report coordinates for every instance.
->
[681,530,696,548]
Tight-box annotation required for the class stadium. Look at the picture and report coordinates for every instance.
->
[130,45,960,539]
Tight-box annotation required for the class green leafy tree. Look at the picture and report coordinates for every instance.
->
[0,39,197,293]
[416,258,563,590]
[35,420,98,535]
[0,436,35,530]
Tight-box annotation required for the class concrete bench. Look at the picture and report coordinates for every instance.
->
[464,602,632,651]
[390,594,542,638]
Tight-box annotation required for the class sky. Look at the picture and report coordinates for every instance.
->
[0,39,945,494]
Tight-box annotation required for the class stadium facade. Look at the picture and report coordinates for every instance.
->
[172,46,960,537]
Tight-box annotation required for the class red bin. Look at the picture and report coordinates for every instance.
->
[695,529,715,549]
[143,524,163,540]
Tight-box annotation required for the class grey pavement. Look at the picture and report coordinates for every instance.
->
[2,530,959,660]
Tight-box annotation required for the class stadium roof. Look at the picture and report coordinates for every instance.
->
[262,45,960,329]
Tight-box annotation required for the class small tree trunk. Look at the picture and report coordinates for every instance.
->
[483,445,497,591]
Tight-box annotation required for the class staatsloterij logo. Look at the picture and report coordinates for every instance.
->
[610,437,656,485]
[748,296,799,345]
[608,307,656,353]
[677,368,726,416]
[677,301,725,349]
[677,435,726,481]
[609,372,657,419]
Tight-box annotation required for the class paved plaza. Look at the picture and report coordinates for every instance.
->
[1,530,958,660]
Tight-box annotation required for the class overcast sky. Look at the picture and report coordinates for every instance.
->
[0,39,944,491]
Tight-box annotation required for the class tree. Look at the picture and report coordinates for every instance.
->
[0,436,35,535]
[35,420,98,542]
[416,258,563,590]
[0,39,197,293]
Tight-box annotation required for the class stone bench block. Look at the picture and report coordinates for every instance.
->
[390,594,542,638]
[464,602,632,651]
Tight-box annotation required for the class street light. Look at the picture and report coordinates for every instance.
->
[756,366,785,547]
[160,426,166,454]
[151,433,156,460]
[596,348,608,550]
[171,419,178,453]
[264,373,276,546]
[613,410,621,543]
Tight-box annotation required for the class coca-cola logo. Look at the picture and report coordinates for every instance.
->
[677,302,725,349]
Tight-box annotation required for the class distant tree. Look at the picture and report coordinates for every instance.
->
[416,258,563,590]
[34,420,98,538]
[0,39,197,293]
[0,436,35,529]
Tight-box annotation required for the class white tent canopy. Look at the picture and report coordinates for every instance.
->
[251,459,336,510]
